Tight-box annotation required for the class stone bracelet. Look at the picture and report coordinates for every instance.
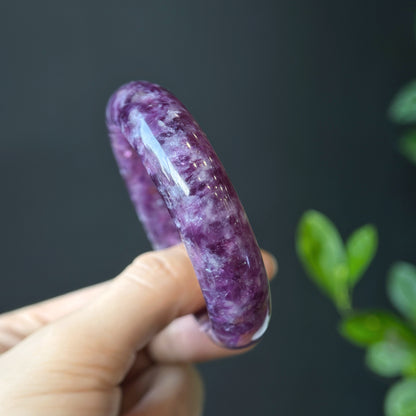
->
[106,81,271,348]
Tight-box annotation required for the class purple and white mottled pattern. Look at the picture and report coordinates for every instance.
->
[106,81,271,348]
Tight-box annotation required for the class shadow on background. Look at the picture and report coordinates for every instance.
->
[0,1,415,415]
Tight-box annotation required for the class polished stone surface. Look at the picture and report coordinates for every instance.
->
[106,81,271,348]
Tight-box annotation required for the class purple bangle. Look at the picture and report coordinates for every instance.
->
[106,81,271,349]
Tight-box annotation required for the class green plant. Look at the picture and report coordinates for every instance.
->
[296,211,416,415]
[390,80,416,165]
[295,18,416,414]
[296,14,416,416]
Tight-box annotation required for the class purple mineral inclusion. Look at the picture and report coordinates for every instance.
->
[106,81,271,348]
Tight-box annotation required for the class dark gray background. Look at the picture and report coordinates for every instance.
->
[1,1,415,414]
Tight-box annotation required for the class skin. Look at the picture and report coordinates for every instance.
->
[0,244,277,416]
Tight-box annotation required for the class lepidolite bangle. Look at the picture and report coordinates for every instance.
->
[106,81,271,349]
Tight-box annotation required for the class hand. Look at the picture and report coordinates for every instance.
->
[0,244,277,416]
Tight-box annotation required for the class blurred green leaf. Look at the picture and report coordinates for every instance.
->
[366,340,416,377]
[388,262,416,324]
[296,210,350,311]
[346,225,377,288]
[399,131,416,165]
[389,80,416,124]
[385,378,416,416]
[339,310,416,347]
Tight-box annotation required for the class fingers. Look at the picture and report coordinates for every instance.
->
[0,246,275,336]
[62,244,277,359]
[56,244,204,380]
[3,244,203,388]
[124,315,252,384]
[0,245,274,416]
[0,245,276,362]
[0,282,108,353]
[0,243,277,383]
[260,248,278,281]
[147,248,277,363]
[121,364,203,416]
[148,315,250,363]
[0,281,109,323]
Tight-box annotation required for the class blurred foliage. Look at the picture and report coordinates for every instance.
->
[389,66,416,165]
[296,211,376,312]
[339,310,416,348]
[296,211,416,416]
[296,211,350,311]
[346,225,378,287]
[389,80,416,124]
[295,13,416,416]
[398,131,416,165]
[366,341,416,378]
[388,263,416,324]
[385,378,416,416]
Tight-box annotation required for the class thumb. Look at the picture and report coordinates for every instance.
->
[50,244,205,384]
[2,242,275,392]
[0,244,204,413]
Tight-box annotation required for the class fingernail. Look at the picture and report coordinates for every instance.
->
[270,254,278,278]
[263,250,278,278]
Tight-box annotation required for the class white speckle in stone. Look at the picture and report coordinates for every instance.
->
[165,109,180,122]
[195,168,210,183]
[222,300,243,316]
